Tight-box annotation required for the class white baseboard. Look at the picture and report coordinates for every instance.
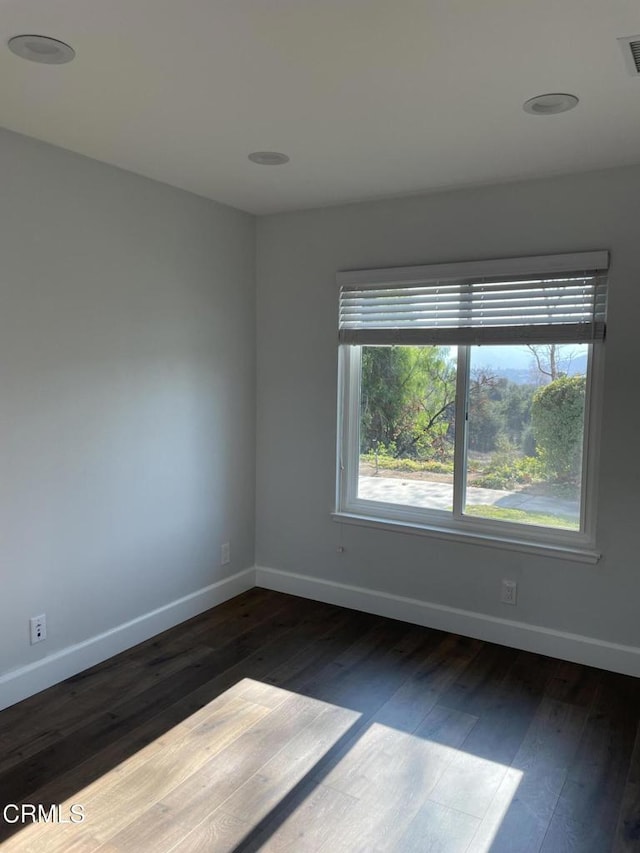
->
[0,568,256,711]
[4,562,637,712]
[256,565,640,678]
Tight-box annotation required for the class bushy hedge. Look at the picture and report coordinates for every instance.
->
[531,375,585,483]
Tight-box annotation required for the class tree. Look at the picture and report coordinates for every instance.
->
[498,380,535,451]
[527,344,561,381]
[360,346,456,459]
[404,348,457,460]
[526,344,582,383]
[467,370,501,453]
[531,375,585,483]
[360,347,412,452]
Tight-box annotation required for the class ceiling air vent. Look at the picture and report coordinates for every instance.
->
[618,35,640,76]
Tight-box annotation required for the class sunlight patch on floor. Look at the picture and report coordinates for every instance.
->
[0,678,522,852]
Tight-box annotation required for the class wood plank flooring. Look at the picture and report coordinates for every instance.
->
[0,588,639,852]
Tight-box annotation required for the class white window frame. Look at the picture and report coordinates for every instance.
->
[334,253,607,563]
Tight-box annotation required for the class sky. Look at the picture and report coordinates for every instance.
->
[468,344,587,372]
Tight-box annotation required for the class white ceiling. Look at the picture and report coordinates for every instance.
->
[1,0,639,214]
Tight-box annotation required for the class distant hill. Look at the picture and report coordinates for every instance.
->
[488,354,588,385]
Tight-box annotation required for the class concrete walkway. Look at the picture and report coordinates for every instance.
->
[358,475,579,519]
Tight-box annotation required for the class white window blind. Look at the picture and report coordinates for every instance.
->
[338,251,609,346]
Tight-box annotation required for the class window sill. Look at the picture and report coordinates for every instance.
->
[331,511,600,564]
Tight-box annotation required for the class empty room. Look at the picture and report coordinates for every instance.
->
[1,1,639,851]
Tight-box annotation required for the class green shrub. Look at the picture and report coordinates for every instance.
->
[360,452,453,475]
[474,455,544,490]
[531,375,585,483]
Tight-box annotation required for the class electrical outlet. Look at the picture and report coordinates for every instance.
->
[30,614,47,644]
[501,579,517,605]
[221,542,231,566]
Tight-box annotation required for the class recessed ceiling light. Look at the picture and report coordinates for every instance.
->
[248,151,290,166]
[8,34,75,65]
[523,93,579,115]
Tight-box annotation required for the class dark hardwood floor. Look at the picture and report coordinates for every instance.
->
[0,588,639,852]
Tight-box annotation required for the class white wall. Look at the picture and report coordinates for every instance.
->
[0,128,256,697]
[3,128,639,703]
[256,166,640,659]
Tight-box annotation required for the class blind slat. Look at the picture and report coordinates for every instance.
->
[340,291,594,311]
[341,299,596,316]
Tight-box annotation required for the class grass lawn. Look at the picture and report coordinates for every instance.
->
[464,504,579,530]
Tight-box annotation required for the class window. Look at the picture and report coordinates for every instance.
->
[336,252,608,560]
